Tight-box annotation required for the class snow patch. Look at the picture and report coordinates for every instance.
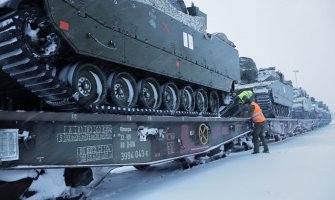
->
[0,0,9,8]
[25,169,69,200]
[0,170,38,182]
[134,0,207,33]
[0,37,17,48]
[0,49,22,61]
[44,41,58,56]
[0,18,13,28]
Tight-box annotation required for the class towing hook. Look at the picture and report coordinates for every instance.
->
[18,130,36,150]
[23,135,36,151]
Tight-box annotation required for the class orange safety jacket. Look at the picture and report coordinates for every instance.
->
[251,102,266,123]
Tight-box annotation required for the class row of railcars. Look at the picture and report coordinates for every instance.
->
[236,57,331,122]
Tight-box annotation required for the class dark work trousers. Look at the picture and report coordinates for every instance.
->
[252,121,269,153]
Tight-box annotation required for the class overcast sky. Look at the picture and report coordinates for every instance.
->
[184,0,335,112]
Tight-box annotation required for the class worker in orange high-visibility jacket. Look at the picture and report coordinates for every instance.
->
[247,99,270,154]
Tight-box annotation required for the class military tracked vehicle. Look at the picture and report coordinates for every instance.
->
[0,0,240,114]
[236,65,293,118]
[292,87,313,119]
[292,88,331,121]
[239,57,258,85]
[311,99,331,121]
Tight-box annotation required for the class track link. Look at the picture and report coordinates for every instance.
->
[255,92,290,118]
[255,92,274,117]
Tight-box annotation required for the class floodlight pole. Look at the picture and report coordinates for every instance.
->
[293,70,299,87]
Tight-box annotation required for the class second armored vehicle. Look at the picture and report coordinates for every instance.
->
[237,64,293,118]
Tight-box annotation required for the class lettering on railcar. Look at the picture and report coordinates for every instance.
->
[154,152,161,158]
[116,127,150,161]
[167,142,175,154]
[57,125,113,142]
[120,127,132,132]
[166,132,176,155]
[77,144,113,163]
[120,149,149,161]
[117,132,136,149]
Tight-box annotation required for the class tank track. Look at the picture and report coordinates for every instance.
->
[255,93,290,118]
[91,104,218,117]
[0,9,77,108]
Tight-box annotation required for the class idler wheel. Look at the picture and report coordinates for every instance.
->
[209,90,219,113]
[107,72,138,108]
[138,77,162,109]
[23,14,60,57]
[195,88,208,112]
[70,63,107,106]
[161,82,180,111]
[181,86,195,112]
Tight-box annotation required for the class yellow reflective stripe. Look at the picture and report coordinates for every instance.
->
[252,112,264,120]
[252,111,262,116]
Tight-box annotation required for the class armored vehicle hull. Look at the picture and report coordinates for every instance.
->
[236,67,293,118]
[0,0,240,114]
[292,88,312,119]
[310,100,331,121]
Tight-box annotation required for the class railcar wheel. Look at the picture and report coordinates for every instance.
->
[107,72,138,108]
[195,88,208,112]
[161,82,180,111]
[209,91,219,113]
[138,77,162,109]
[70,63,107,106]
[24,14,60,57]
[181,86,195,112]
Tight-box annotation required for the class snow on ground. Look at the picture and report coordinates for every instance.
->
[90,123,335,200]
[27,169,69,200]
[0,0,9,8]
